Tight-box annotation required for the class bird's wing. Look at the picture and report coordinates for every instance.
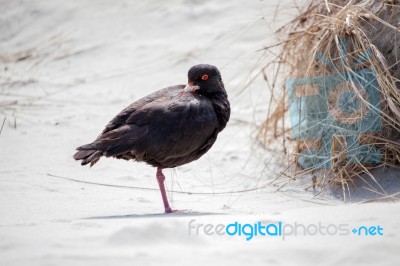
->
[101,85,184,134]
[121,92,219,163]
[76,86,182,154]
[83,86,219,165]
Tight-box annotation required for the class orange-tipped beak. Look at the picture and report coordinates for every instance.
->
[183,82,199,93]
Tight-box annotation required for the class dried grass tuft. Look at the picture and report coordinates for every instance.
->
[260,0,400,196]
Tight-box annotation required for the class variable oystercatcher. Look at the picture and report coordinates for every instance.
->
[73,64,230,213]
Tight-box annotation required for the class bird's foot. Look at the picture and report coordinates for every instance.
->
[164,208,190,214]
[165,208,175,213]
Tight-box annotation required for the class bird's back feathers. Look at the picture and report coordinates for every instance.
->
[73,85,225,168]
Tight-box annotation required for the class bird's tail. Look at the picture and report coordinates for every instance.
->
[73,143,103,167]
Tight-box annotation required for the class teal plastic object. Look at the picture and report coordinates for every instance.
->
[287,69,382,169]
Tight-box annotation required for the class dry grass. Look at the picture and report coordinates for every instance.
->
[260,0,400,196]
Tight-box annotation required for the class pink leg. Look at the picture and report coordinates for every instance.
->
[156,167,173,213]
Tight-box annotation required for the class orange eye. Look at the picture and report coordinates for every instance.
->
[201,74,208,80]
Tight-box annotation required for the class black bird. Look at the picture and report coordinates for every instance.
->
[73,64,230,213]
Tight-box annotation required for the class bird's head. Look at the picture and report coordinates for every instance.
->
[184,64,225,97]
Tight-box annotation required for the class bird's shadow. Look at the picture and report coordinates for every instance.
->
[82,210,226,220]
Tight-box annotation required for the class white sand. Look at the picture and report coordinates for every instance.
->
[1,0,399,265]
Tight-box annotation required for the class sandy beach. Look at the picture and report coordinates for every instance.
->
[1,0,399,265]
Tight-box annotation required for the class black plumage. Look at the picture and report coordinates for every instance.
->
[74,64,230,212]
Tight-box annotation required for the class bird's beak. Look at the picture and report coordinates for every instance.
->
[183,82,200,93]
